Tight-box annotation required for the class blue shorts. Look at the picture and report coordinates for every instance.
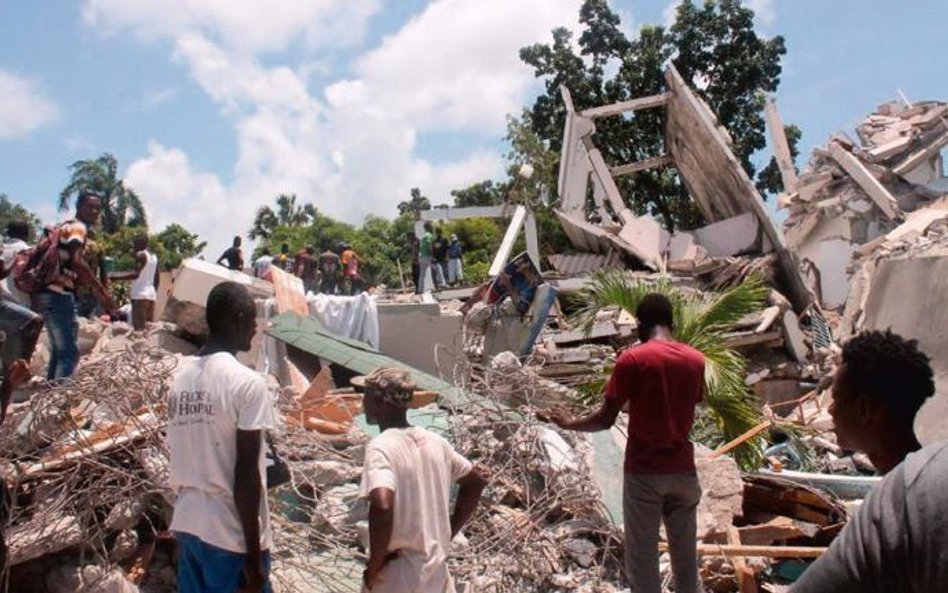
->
[175,531,273,593]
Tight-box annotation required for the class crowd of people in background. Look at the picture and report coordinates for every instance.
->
[226,239,365,297]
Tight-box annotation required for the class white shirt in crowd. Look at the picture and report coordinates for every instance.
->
[167,352,276,553]
[130,249,158,301]
[253,255,274,280]
[1,238,30,306]
[360,427,473,593]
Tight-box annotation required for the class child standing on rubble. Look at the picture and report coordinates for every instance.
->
[539,293,705,593]
[360,367,487,592]
[167,282,276,593]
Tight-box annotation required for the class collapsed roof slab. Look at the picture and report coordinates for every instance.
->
[663,64,812,312]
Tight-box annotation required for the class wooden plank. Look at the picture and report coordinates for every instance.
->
[659,543,827,559]
[737,516,814,546]
[892,128,948,176]
[728,526,759,593]
[764,99,800,192]
[722,331,783,349]
[584,138,631,222]
[488,205,527,277]
[709,420,772,459]
[580,92,670,119]
[610,154,673,177]
[829,142,898,219]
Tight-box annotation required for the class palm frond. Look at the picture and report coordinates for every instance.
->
[696,275,769,331]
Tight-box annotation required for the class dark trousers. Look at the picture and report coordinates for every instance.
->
[623,472,702,593]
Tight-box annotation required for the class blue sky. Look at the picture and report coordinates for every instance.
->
[0,0,946,256]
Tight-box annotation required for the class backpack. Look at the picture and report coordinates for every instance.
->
[12,230,62,294]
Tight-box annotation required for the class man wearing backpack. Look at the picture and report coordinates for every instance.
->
[19,219,114,379]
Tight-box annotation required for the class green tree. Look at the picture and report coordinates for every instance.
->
[0,194,42,239]
[520,0,789,231]
[249,193,317,240]
[573,270,769,469]
[58,153,147,233]
[397,188,431,217]
[756,123,802,196]
[451,181,506,208]
[156,223,207,270]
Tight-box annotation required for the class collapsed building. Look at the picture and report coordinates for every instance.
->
[1,65,945,593]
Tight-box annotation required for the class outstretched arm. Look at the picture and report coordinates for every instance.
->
[537,397,623,433]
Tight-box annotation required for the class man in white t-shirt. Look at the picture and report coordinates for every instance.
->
[167,281,276,593]
[253,248,274,281]
[360,368,487,593]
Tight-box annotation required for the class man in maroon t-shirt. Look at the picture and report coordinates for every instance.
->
[540,293,704,593]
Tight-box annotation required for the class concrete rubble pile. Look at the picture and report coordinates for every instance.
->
[780,98,948,446]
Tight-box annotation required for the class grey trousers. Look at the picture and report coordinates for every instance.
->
[623,472,702,593]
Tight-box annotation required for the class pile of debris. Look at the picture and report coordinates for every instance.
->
[779,100,948,312]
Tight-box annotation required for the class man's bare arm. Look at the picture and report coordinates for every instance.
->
[537,397,623,433]
[234,429,266,592]
[365,487,396,589]
[450,466,488,538]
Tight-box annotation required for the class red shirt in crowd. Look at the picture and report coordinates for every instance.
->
[605,339,705,474]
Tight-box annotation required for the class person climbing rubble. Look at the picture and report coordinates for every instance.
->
[359,367,487,592]
[538,293,705,593]
[167,281,277,593]
[792,329,948,592]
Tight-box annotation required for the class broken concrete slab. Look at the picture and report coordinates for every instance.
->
[692,212,761,257]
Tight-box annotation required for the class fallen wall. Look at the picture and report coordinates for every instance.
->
[862,250,948,444]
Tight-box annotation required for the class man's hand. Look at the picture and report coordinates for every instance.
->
[535,404,574,428]
[0,359,31,424]
[6,359,30,391]
[237,554,267,593]
[363,552,398,590]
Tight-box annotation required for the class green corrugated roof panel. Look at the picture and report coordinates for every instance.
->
[267,312,469,405]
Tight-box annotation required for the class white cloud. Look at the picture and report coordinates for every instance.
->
[124,141,230,254]
[83,0,382,55]
[330,0,581,131]
[86,0,583,255]
[0,69,59,140]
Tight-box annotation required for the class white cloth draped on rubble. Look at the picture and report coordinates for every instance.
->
[307,292,380,350]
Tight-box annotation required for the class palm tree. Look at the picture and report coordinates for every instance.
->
[59,153,147,233]
[572,270,769,469]
[249,194,317,239]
